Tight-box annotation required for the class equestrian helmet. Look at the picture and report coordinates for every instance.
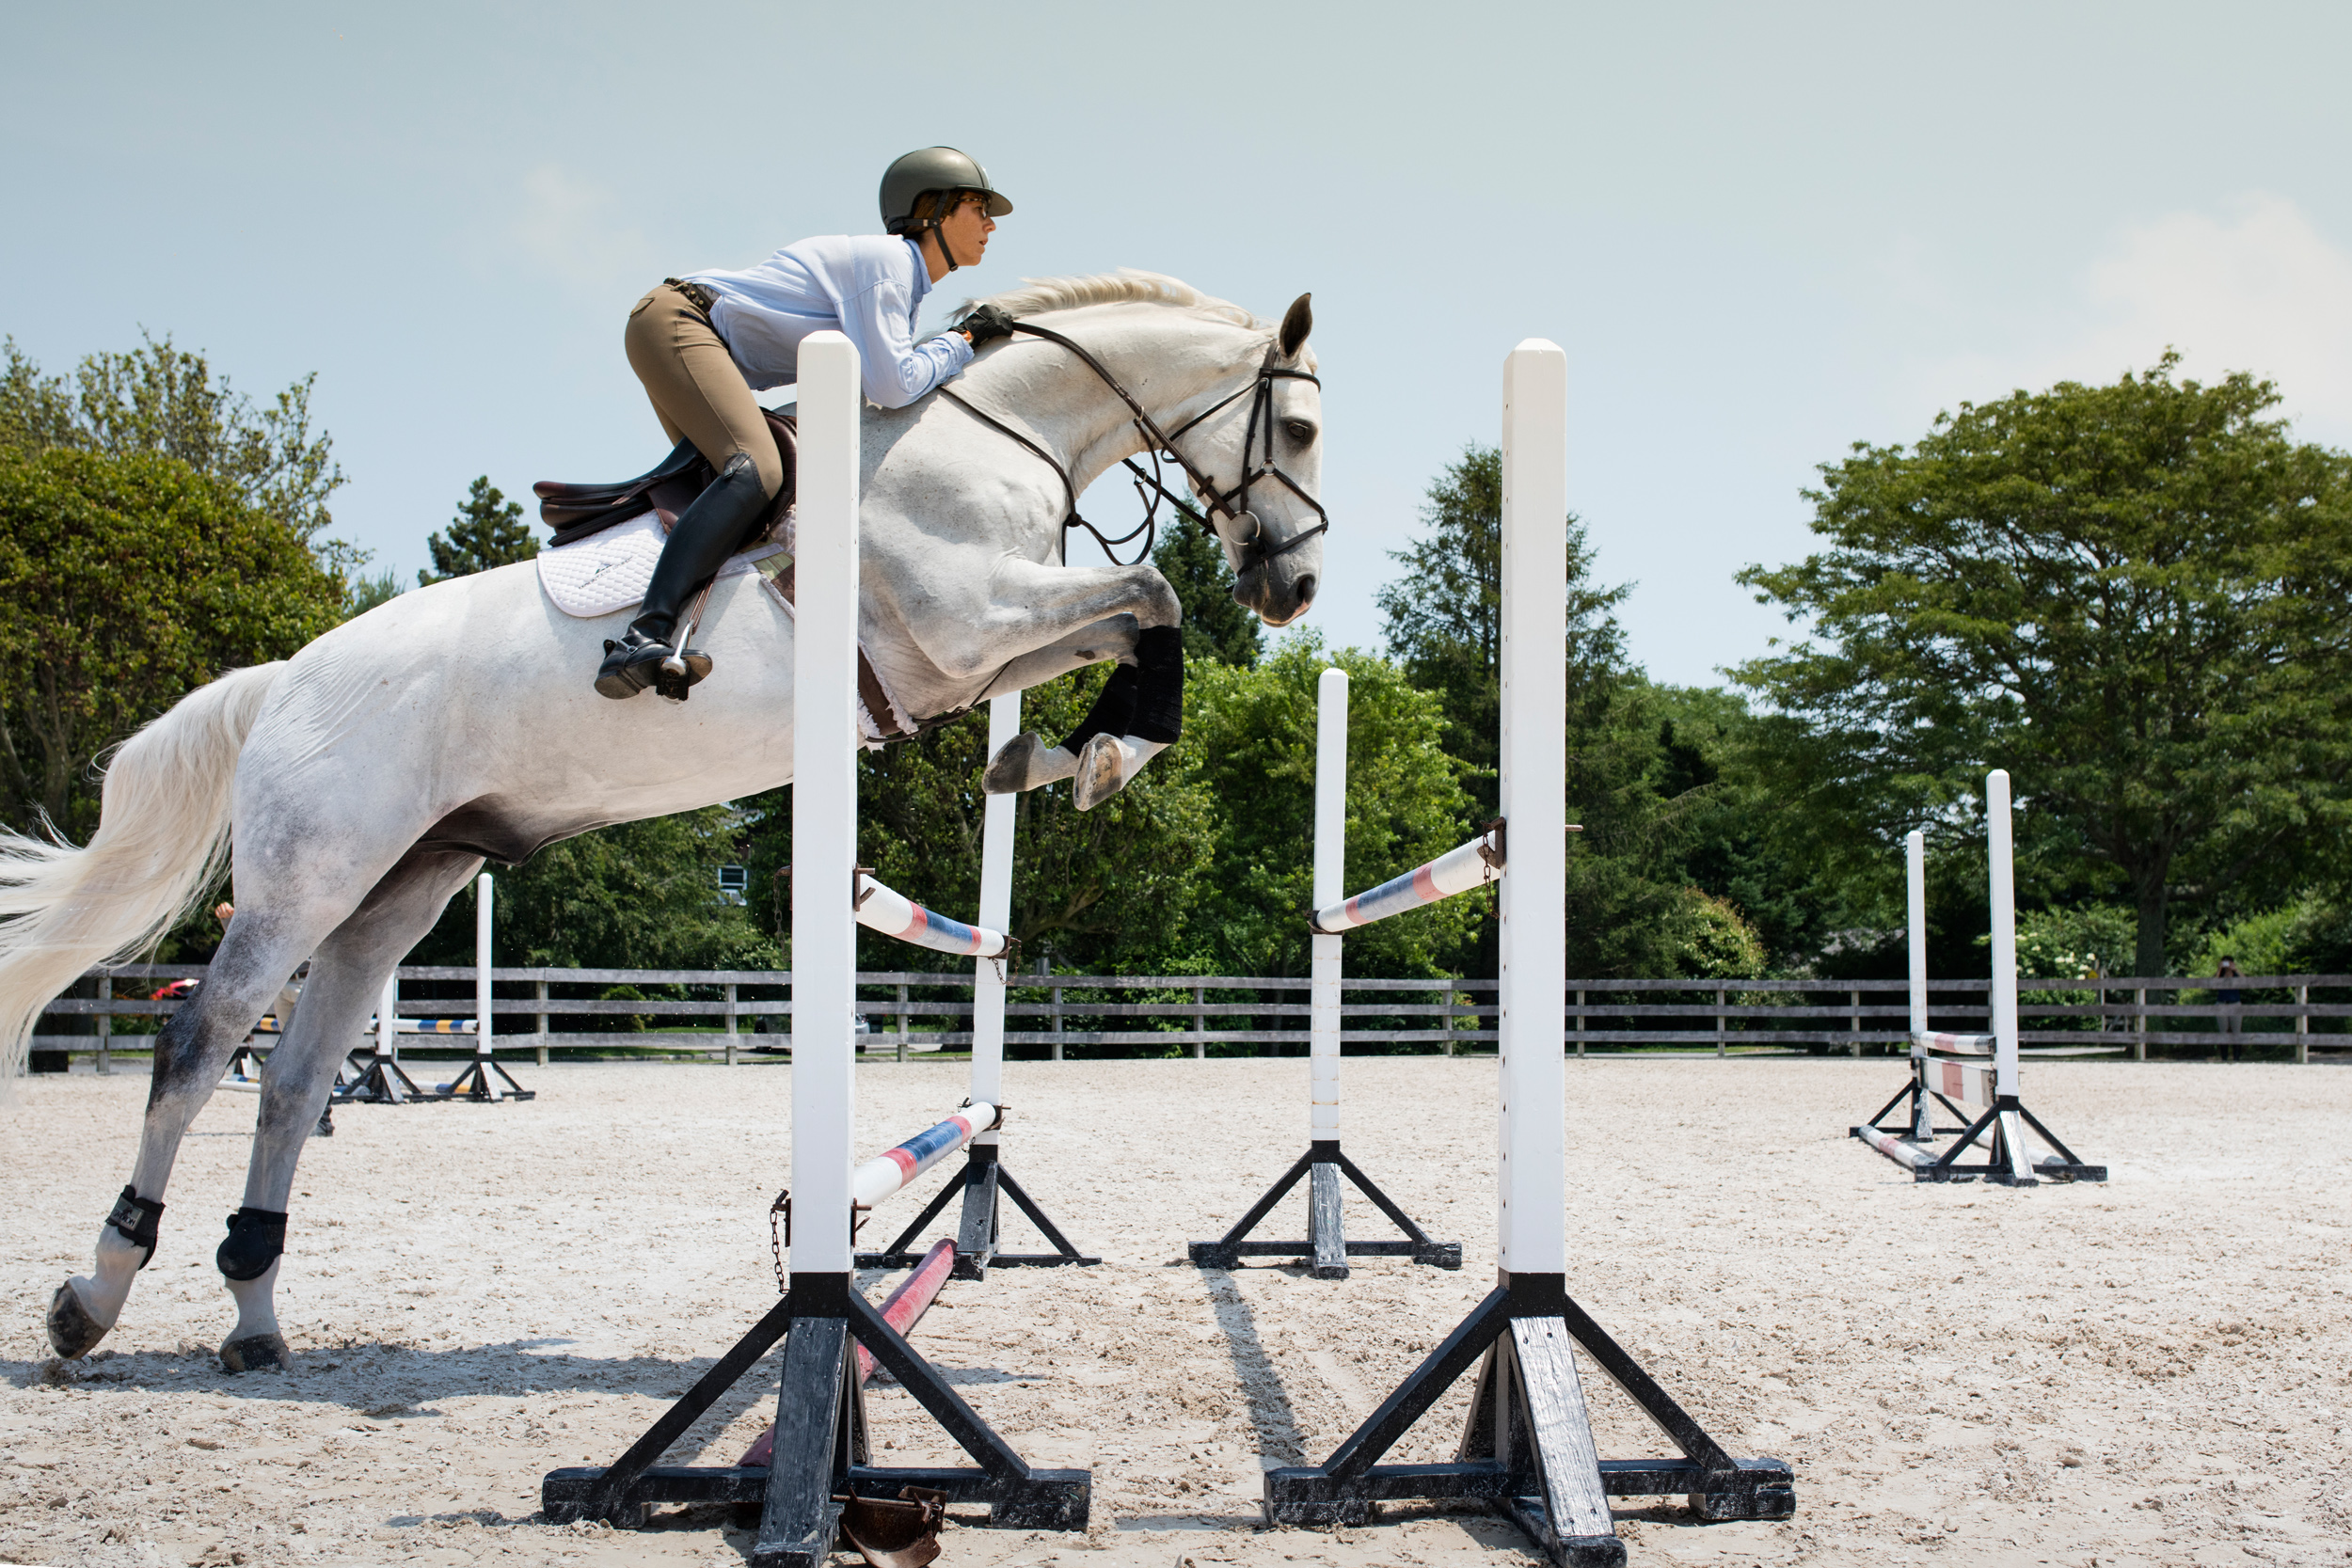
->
[880,147,1013,233]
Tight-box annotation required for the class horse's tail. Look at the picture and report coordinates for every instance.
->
[0,661,286,1084]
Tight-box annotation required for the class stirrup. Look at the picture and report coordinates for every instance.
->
[596,636,710,700]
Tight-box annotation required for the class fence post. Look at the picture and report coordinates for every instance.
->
[897,982,909,1064]
[2296,982,2310,1066]
[1441,984,1454,1058]
[1051,982,1064,1062]
[724,981,739,1067]
[1849,988,1861,1058]
[2135,986,2147,1062]
[94,969,112,1076]
[1191,977,1205,1059]
[1717,987,1727,1059]
[1575,987,1585,1058]
[535,977,549,1066]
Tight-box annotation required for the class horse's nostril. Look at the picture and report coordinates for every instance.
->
[1295,574,1317,604]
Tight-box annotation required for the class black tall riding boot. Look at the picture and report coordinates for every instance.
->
[595,452,772,700]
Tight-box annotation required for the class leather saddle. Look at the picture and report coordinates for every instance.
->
[533,408,799,548]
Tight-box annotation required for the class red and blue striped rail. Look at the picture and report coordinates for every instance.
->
[850,1102,999,1209]
[854,873,1011,958]
[1310,826,1503,934]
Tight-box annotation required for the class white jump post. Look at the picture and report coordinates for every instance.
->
[1852,772,2105,1183]
[856,689,1100,1280]
[1265,341,1792,1565]
[436,872,534,1102]
[544,331,1088,1560]
[1189,666,1459,1276]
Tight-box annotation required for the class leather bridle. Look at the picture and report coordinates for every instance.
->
[938,320,1329,570]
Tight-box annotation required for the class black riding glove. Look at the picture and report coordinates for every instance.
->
[961,304,1017,345]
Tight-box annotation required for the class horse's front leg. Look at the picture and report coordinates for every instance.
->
[908,559,1182,811]
[217,848,483,1372]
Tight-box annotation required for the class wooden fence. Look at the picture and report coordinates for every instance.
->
[30,966,2350,1071]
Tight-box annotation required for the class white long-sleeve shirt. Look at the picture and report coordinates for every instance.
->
[686,235,972,408]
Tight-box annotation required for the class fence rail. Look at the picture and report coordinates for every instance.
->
[29,967,2350,1071]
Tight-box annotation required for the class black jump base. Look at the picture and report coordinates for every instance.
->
[543,1271,1089,1568]
[1264,1272,1792,1567]
[854,1144,1098,1281]
[1854,1079,2106,1185]
[1190,1138,1459,1278]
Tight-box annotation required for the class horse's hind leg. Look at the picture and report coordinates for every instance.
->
[217,848,484,1373]
[48,895,353,1358]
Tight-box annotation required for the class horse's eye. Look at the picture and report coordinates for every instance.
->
[1283,420,1316,445]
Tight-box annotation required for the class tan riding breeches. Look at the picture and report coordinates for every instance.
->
[624,283,786,501]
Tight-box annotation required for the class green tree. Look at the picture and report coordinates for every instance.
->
[1152,516,1261,667]
[2,334,345,548]
[1735,355,2352,975]
[1377,444,1628,816]
[1182,634,1479,980]
[420,475,536,585]
[0,448,345,838]
[409,805,769,971]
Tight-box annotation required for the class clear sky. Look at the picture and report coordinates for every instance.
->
[6,2,2347,688]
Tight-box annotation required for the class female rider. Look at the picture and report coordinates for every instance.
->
[596,146,1017,698]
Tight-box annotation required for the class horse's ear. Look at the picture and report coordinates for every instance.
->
[1279,293,1312,357]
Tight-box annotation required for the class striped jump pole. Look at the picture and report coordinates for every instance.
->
[545,330,1088,1560]
[854,874,1011,958]
[436,872,533,1102]
[1852,772,2105,1184]
[856,689,1100,1281]
[1190,665,1459,1278]
[1265,341,1794,1565]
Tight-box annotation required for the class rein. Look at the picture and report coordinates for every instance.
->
[938,319,1329,570]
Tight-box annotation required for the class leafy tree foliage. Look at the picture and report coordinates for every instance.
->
[1378,444,1628,816]
[420,475,536,585]
[0,448,344,841]
[1182,634,1480,981]
[343,569,404,619]
[409,806,768,970]
[2,334,345,549]
[1735,355,2352,975]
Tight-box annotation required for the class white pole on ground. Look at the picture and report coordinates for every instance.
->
[378,972,399,1061]
[1497,340,1568,1280]
[1984,768,2033,1182]
[1906,831,1928,1037]
[476,872,494,1071]
[1906,830,1931,1141]
[1985,770,2020,1099]
[970,692,1020,1146]
[790,330,862,1275]
[1311,668,1348,1143]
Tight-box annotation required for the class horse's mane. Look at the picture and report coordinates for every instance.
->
[968,269,1265,329]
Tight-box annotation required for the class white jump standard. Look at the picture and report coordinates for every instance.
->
[543,334,1089,1565]
[858,693,1100,1281]
[1190,668,1460,1278]
[1262,343,1792,1568]
[1851,778,2106,1184]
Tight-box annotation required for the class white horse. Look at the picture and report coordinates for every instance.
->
[4,271,1325,1371]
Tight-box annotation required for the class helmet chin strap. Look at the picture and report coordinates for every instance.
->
[928,217,960,273]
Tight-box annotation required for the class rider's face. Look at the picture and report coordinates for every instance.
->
[939,196,995,267]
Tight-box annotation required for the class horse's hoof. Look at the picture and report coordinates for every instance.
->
[46,1280,110,1359]
[219,1332,289,1374]
[1071,735,1130,813]
[984,733,1077,794]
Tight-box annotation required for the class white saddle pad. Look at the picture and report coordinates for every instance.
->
[536,510,790,619]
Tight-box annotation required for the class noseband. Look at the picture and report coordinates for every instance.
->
[937,321,1329,570]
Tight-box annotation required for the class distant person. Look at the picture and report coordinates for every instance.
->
[596,147,1017,700]
[2216,956,2244,1061]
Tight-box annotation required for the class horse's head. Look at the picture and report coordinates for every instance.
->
[1188,293,1326,627]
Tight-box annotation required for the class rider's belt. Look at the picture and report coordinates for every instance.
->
[663,277,720,315]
